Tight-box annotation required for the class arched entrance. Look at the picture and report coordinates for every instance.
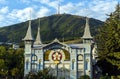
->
[44,48,70,79]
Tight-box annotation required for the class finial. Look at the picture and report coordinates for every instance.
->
[53,38,59,42]
[28,9,32,27]
[38,18,41,34]
[29,9,32,20]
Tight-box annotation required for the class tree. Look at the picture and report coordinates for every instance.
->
[0,59,7,76]
[0,46,8,78]
[11,68,19,79]
[0,45,24,79]
[15,48,24,78]
[8,48,24,79]
[96,3,120,74]
[24,68,56,79]
[0,46,6,59]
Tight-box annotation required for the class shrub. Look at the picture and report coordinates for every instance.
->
[100,76,111,79]
[79,75,90,79]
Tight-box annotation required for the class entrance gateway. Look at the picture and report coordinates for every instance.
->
[44,42,70,79]
[23,17,96,79]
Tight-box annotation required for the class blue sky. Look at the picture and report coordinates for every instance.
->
[0,0,120,27]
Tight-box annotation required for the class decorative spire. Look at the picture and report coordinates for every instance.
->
[82,17,93,39]
[34,18,42,45]
[23,10,33,41]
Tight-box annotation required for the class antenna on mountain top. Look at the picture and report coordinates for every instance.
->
[57,0,60,14]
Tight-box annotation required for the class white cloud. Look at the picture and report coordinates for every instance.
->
[0,6,9,26]
[0,0,6,4]
[20,0,30,4]
[0,15,4,21]
[87,0,118,20]
[39,0,63,10]
[61,2,74,13]
[0,7,32,26]
[36,6,50,17]
[5,6,50,26]
[90,0,116,13]
[8,7,33,22]
[60,0,118,21]
[60,2,84,14]
[0,6,9,14]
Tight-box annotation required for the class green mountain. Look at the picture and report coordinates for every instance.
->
[0,14,104,43]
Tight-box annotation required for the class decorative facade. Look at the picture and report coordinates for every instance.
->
[23,17,96,79]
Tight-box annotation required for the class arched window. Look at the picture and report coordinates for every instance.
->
[26,59,29,70]
[72,59,75,70]
[31,55,37,71]
[39,59,41,70]
[85,59,89,70]
[78,55,83,61]
[31,54,37,61]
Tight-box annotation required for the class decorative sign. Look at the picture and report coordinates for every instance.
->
[49,49,65,62]
[52,51,62,61]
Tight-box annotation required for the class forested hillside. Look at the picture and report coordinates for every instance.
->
[0,14,104,43]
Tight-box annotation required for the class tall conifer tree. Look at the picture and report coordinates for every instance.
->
[97,4,120,69]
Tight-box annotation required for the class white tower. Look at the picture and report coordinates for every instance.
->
[33,18,44,71]
[82,17,93,79]
[23,11,34,75]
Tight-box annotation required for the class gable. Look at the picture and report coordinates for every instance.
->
[43,42,66,50]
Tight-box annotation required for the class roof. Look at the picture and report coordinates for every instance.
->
[23,20,34,41]
[34,26,42,45]
[33,39,87,49]
[68,44,84,49]
[43,38,70,48]
[82,17,93,39]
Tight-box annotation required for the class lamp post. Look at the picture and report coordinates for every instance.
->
[54,60,60,79]
[52,50,62,79]
[39,59,41,70]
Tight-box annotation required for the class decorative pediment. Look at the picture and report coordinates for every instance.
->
[43,38,69,50]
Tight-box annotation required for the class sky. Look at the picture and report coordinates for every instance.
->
[0,0,120,27]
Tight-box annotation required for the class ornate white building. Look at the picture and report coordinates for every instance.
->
[23,17,96,79]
